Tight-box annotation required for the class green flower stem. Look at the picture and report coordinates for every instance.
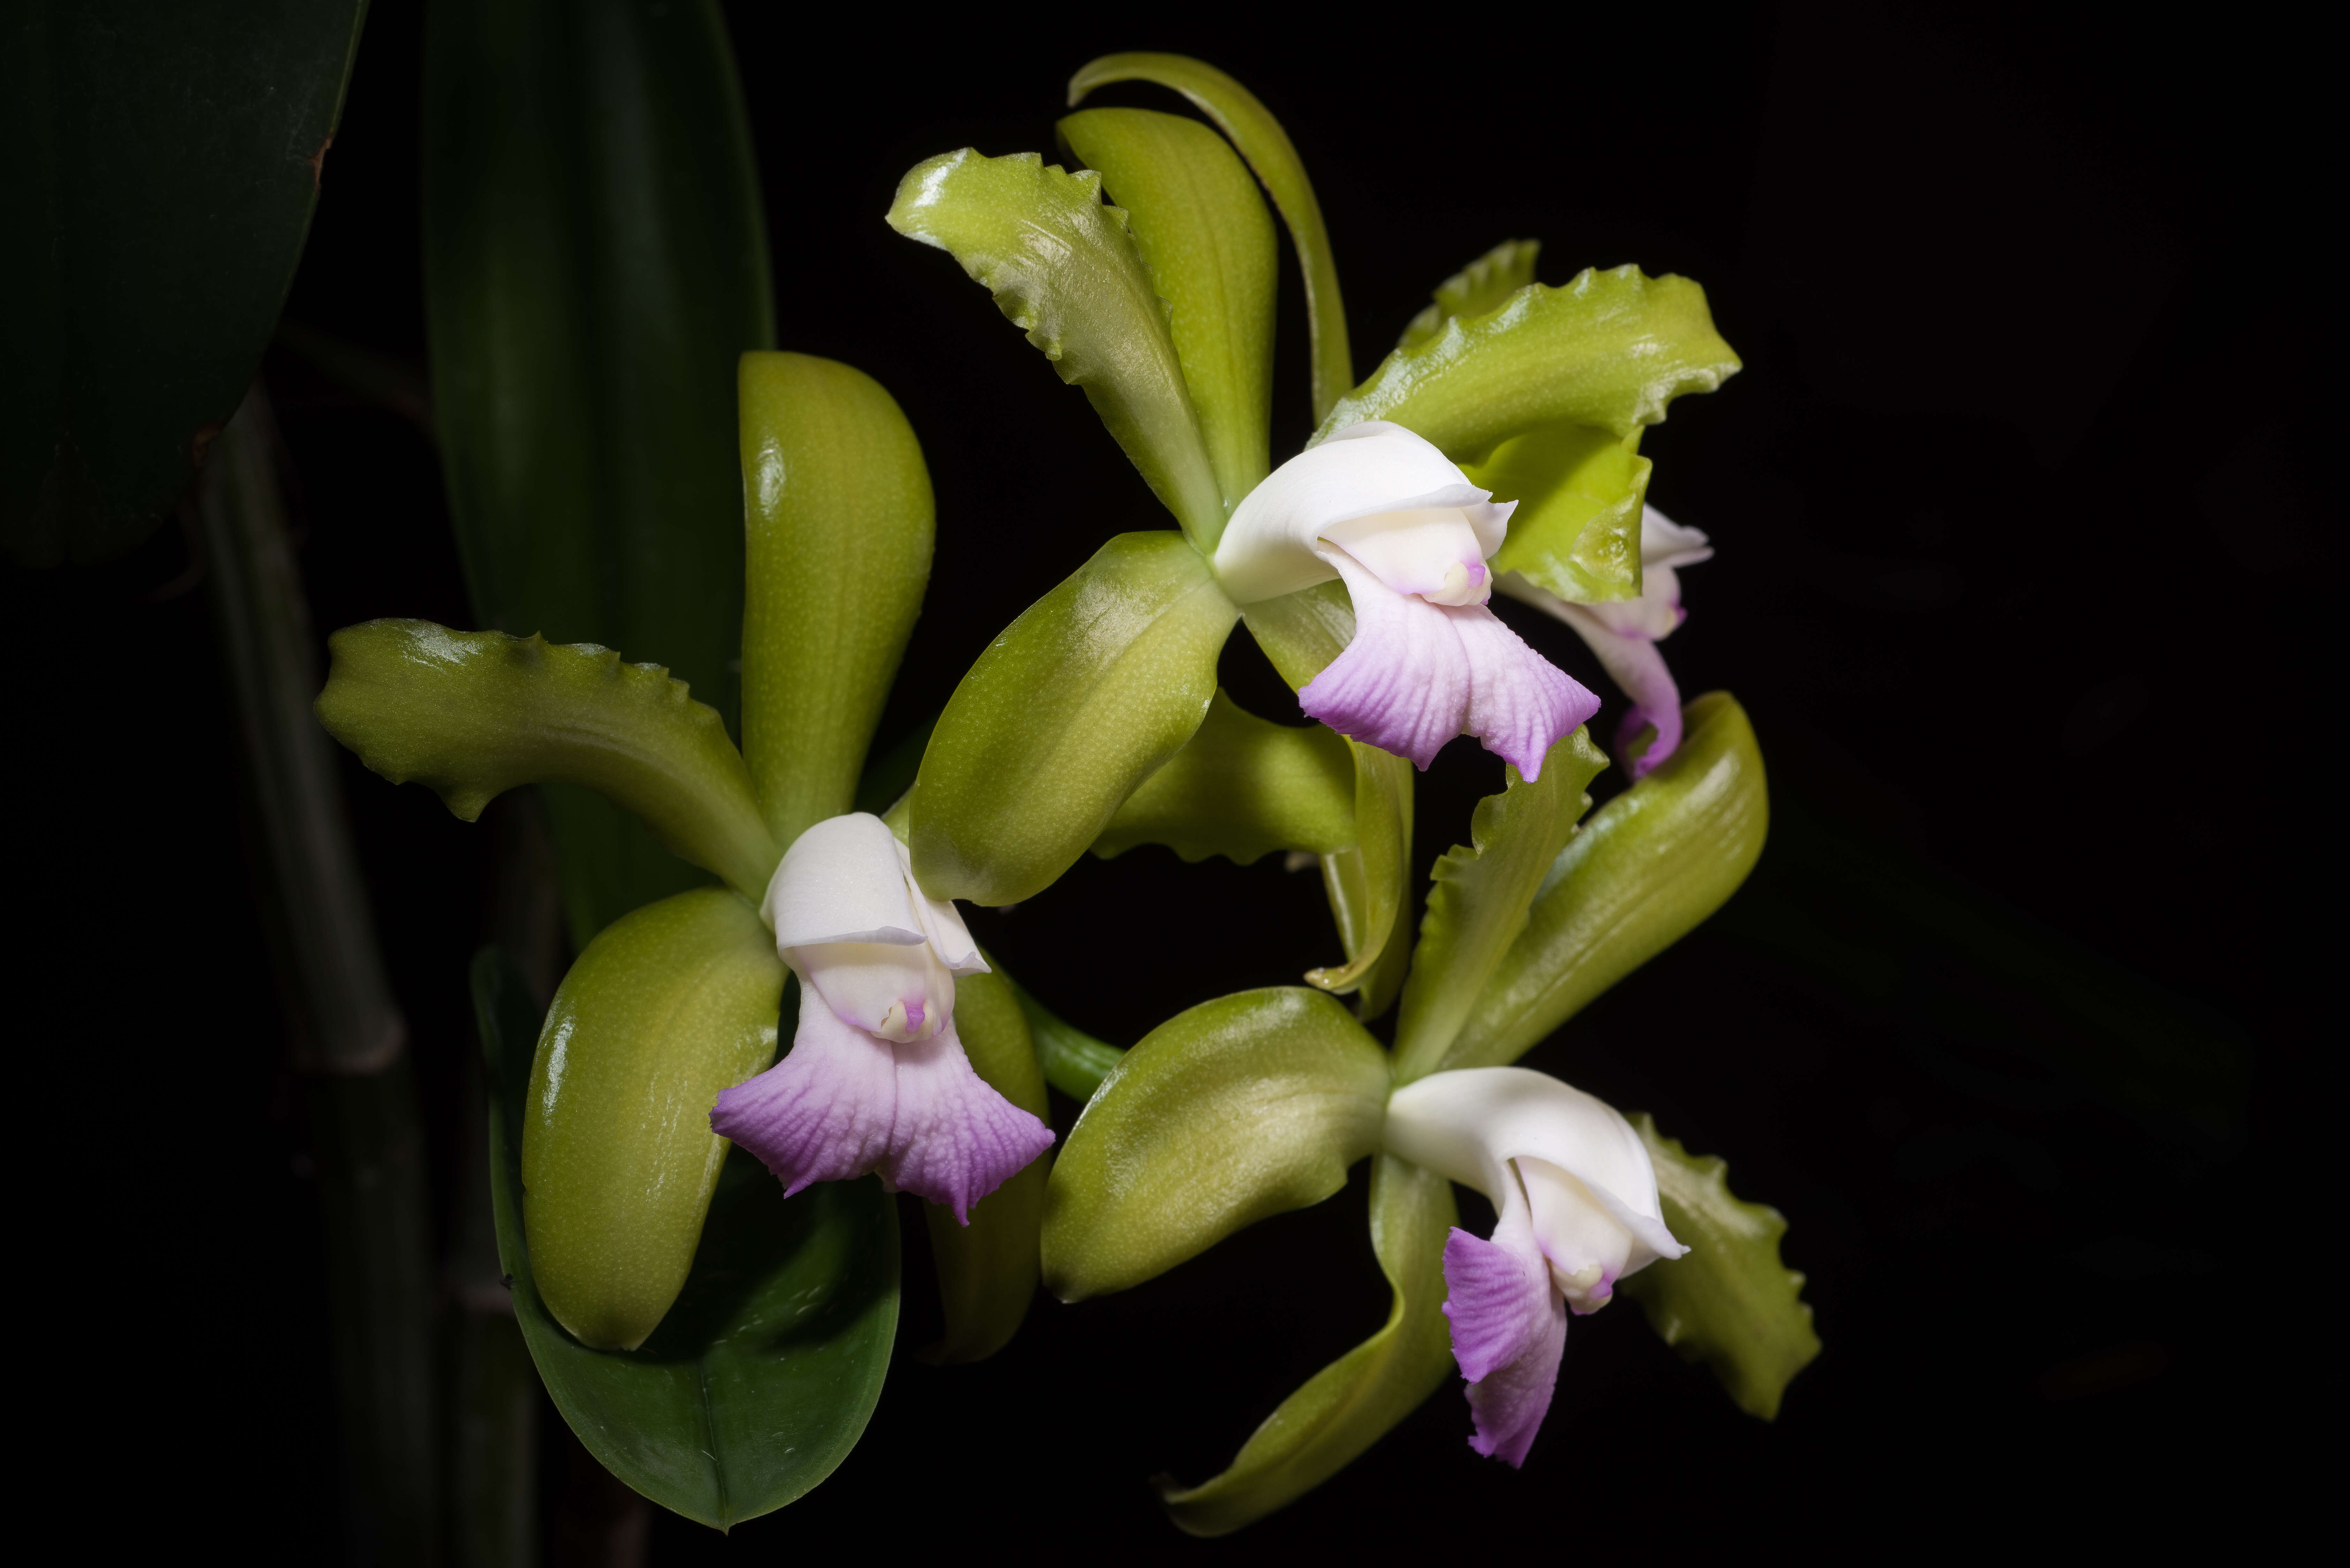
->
[1008,976,1126,1103]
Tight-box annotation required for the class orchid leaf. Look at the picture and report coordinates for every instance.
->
[423,0,771,941]
[1622,1113,1820,1420]
[522,889,784,1349]
[1009,975,1127,1103]
[1060,108,1276,531]
[474,948,898,1527]
[1397,238,1542,351]
[738,353,933,847]
[1393,728,1611,1084]
[3,0,368,565]
[1070,53,1353,425]
[920,968,1050,1365]
[886,148,1223,551]
[1042,988,1389,1301]
[1443,693,1769,1073]
[317,620,780,903]
[1237,589,1414,1015]
[1160,1157,1456,1536]
[911,532,1237,906]
[1316,265,1739,463]
[1094,690,1355,865]
[1476,423,1652,605]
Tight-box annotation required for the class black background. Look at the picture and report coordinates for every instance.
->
[19,1,2330,1556]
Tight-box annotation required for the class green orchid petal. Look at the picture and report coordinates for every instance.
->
[520,889,784,1350]
[919,967,1050,1365]
[1160,1156,1456,1536]
[1393,729,1612,1084]
[1396,237,1542,351]
[911,532,1237,906]
[1444,693,1769,1073]
[1093,689,1355,866]
[738,352,934,847]
[885,148,1223,551]
[1008,975,1126,1103]
[317,620,779,901]
[1059,108,1276,532]
[1042,988,1389,1301]
[1622,1113,1820,1420]
[1476,423,1653,605]
[1316,265,1740,461]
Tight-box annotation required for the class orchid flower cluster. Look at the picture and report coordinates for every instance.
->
[316,54,1816,1535]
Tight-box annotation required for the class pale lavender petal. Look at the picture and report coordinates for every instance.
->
[1299,552,1471,769]
[882,1019,1055,1223]
[1639,504,1714,571]
[1442,1222,1568,1468]
[710,993,896,1198]
[1450,604,1600,781]
[1573,615,1683,778]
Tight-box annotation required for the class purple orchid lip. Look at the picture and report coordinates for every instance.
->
[1442,1222,1566,1467]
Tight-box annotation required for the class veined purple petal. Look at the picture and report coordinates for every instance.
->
[710,993,897,1198]
[1497,575,1686,779]
[1452,602,1600,780]
[1443,1215,1567,1468]
[882,1021,1056,1223]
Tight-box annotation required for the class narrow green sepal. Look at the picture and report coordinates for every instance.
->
[885,148,1224,550]
[1042,988,1389,1301]
[1093,690,1355,865]
[1317,264,1739,463]
[1397,238,1542,351]
[1476,424,1652,605]
[1444,693,1769,1073]
[1622,1113,1820,1420]
[1008,974,1126,1103]
[739,352,933,848]
[910,532,1238,906]
[316,619,780,902]
[920,968,1050,1365]
[1160,1157,1456,1536]
[1059,107,1276,528]
[1393,728,1611,1083]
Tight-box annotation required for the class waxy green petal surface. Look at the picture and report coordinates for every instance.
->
[1476,424,1653,604]
[317,620,778,902]
[911,532,1237,906]
[1393,729,1610,1083]
[1397,238,1542,351]
[475,950,897,1527]
[1160,1157,1456,1535]
[886,149,1223,551]
[1444,693,1769,1072]
[920,968,1050,1365]
[1622,1113,1820,1420]
[738,353,934,847]
[423,0,772,940]
[521,890,782,1350]
[1042,988,1389,1300]
[1093,690,1355,865]
[1317,265,1739,462]
[1060,108,1276,530]
[1071,53,1353,425]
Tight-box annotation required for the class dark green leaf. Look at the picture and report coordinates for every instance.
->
[475,948,898,1528]
[2,0,368,564]
[1093,690,1355,865]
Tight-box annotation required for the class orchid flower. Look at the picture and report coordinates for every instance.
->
[1384,1067,1687,1465]
[1499,505,1715,776]
[710,812,1054,1222]
[1213,421,1599,778]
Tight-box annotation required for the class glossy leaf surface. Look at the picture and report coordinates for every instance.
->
[1621,1114,1820,1420]
[1397,238,1541,351]
[1393,728,1610,1083]
[738,353,934,847]
[523,890,783,1349]
[1093,690,1355,865]
[1317,265,1739,463]
[1477,423,1652,604]
[423,0,771,940]
[1161,1157,1456,1535]
[317,620,778,902]
[1445,693,1769,1072]
[475,949,898,1528]
[920,968,1050,1364]
[2,0,367,565]
[1070,53,1353,424]
[1042,989,1389,1300]
[1060,108,1275,530]
[886,149,1222,551]
[911,532,1237,906]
